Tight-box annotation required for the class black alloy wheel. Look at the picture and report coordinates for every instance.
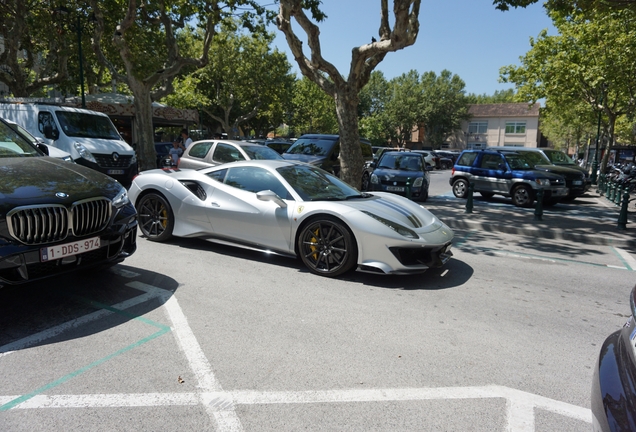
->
[298,216,357,277]
[137,192,174,242]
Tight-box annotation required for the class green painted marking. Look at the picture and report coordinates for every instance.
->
[0,294,172,411]
[0,327,169,411]
[610,247,634,271]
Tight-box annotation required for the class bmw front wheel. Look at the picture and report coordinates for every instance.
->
[137,192,174,242]
[298,217,357,277]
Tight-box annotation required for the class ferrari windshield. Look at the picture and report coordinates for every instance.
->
[277,164,361,201]
[0,120,41,158]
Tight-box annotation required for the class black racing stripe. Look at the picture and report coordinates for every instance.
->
[375,199,422,228]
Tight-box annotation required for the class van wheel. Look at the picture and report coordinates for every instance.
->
[511,185,534,208]
[452,179,468,198]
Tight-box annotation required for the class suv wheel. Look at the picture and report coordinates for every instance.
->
[511,185,534,208]
[452,179,468,198]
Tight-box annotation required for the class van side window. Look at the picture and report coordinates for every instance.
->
[38,112,57,135]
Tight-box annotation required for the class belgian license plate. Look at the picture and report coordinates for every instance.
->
[573,180,583,185]
[41,237,101,262]
[107,169,125,175]
[386,186,405,192]
[553,188,568,196]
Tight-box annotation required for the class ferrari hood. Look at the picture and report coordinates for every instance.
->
[344,193,445,233]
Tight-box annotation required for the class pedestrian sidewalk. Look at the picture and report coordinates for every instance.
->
[424,190,636,250]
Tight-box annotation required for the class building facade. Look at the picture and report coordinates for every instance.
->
[451,103,542,150]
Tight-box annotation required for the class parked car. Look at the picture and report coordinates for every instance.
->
[3,118,74,163]
[263,140,293,155]
[493,146,589,201]
[435,150,459,168]
[411,150,441,169]
[0,117,137,287]
[432,151,453,169]
[282,134,374,190]
[129,160,454,277]
[369,151,432,201]
[450,149,568,207]
[154,142,174,168]
[178,139,282,169]
[591,284,636,431]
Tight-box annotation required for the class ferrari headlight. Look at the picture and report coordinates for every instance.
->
[74,142,96,163]
[112,186,130,208]
[362,211,418,239]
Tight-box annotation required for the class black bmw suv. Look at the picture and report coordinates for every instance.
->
[0,117,137,287]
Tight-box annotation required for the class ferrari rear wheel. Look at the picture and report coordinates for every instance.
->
[137,192,174,242]
[298,216,357,277]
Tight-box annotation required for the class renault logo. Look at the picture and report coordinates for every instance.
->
[112,152,120,162]
[56,192,68,199]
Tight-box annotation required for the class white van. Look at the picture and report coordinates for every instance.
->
[0,102,137,185]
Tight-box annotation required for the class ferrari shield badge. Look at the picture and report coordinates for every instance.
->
[297,205,304,214]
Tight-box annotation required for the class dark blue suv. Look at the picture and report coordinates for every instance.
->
[449,149,568,207]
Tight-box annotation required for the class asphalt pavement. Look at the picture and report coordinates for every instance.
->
[424,189,636,250]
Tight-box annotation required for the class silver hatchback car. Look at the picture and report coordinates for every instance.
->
[178,139,282,169]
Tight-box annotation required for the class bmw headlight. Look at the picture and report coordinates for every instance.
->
[74,142,97,163]
[362,211,418,239]
[112,186,130,208]
[535,178,551,187]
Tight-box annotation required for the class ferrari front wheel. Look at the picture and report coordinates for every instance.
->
[137,192,174,242]
[297,216,357,277]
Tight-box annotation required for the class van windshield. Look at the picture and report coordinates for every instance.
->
[55,111,121,140]
[285,138,336,156]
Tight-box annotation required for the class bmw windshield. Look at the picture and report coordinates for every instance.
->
[277,164,364,201]
[0,120,41,158]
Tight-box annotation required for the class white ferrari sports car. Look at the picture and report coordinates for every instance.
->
[129,160,454,277]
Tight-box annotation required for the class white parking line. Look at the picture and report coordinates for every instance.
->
[1,385,591,431]
[612,247,636,271]
[0,277,593,431]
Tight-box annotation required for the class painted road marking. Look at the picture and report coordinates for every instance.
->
[163,295,244,431]
[0,386,591,432]
[0,278,592,431]
[612,247,636,271]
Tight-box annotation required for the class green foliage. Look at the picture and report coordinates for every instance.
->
[289,77,338,136]
[163,25,294,137]
[466,89,517,104]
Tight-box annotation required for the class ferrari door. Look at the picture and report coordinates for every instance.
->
[205,166,295,253]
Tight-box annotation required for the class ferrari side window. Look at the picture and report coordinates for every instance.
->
[206,168,228,183]
[222,167,289,197]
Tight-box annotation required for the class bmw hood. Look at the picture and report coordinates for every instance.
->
[0,157,122,208]
[345,192,445,234]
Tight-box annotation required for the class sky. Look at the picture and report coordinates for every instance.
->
[269,0,556,96]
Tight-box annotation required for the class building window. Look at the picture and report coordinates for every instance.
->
[503,143,523,147]
[468,122,488,134]
[505,122,526,134]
